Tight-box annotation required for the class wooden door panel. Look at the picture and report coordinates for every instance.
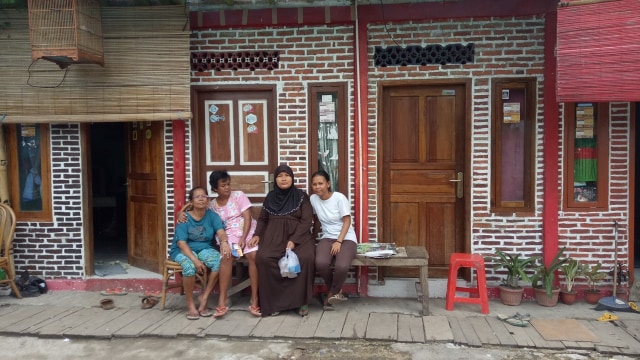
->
[390,170,457,195]
[390,97,420,162]
[206,101,233,164]
[129,201,159,269]
[382,84,466,278]
[390,202,420,245]
[193,88,276,211]
[127,121,165,273]
[427,96,456,161]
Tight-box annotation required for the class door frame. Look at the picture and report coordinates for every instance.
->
[81,124,94,276]
[377,78,472,257]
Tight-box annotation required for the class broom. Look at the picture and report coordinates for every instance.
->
[595,221,632,312]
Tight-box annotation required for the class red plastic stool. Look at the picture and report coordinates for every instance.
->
[445,253,489,314]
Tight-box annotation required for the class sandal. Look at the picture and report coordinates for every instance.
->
[497,313,529,327]
[141,297,159,309]
[597,312,619,322]
[140,291,161,298]
[199,309,213,317]
[630,302,639,312]
[298,304,309,317]
[186,312,200,320]
[100,288,128,296]
[327,293,347,305]
[249,305,262,317]
[214,306,229,318]
[100,298,115,310]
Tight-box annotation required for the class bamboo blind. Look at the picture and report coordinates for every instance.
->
[557,0,640,102]
[0,6,192,123]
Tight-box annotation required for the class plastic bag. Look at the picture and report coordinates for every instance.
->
[286,249,301,278]
[279,253,289,278]
[279,248,301,278]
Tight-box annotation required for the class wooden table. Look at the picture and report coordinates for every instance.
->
[352,246,429,315]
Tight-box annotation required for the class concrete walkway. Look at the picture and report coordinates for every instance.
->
[1,291,640,356]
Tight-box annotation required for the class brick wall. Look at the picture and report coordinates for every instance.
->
[366,16,551,283]
[190,26,356,194]
[13,124,85,278]
[556,103,631,288]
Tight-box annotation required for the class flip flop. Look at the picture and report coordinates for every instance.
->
[100,288,128,296]
[214,306,229,318]
[597,312,619,322]
[199,309,213,317]
[629,302,639,312]
[497,313,528,327]
[139,291,161,298]
[249,305,262,317]
[141,297,158,309]
[327,293,348,305]
[100,298,114,310]
[186,313,200,320]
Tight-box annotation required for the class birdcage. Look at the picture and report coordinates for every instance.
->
[28,0,104,68]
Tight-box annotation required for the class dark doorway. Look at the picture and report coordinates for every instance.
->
[91,123,127,264]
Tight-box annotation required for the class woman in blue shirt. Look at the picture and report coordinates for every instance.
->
[170,186,230,320]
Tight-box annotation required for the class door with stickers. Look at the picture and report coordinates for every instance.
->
[192,87,277,217]
[126,121,166,272]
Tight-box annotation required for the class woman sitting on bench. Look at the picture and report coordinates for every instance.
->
[310,170,357,310]
[170,186,230,320]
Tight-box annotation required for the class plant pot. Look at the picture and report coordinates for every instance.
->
[584,289,602,305]
[499,285,524,306]
[560,290,577,305]
[534,287,560,307]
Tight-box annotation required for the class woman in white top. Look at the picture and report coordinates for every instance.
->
[310,170,357,310]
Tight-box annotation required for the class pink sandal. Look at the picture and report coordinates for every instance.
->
[249,304,262,317]
[214,306,229,318]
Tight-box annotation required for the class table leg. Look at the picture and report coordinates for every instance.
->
[419,265,429,315]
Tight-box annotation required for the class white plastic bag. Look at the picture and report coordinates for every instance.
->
[279,253,289,278]
[279,248,301,278]
[286,248,301,278]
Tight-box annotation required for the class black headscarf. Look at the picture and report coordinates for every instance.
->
[263,164,303,215]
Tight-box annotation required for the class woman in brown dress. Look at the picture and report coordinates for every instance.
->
[247,164,316,317]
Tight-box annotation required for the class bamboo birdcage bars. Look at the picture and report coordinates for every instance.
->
[28,0,104,68]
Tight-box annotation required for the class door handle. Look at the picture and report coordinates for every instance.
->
[451,172,463,198]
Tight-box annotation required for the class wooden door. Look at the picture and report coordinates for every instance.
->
[192,88,277,209]
[126,121,165,272]
[381,83,467,278]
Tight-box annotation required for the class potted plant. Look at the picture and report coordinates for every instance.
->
[560,258,583,305]
[486,250,537,306]
[582,261,607,304]
[531,247,568,307]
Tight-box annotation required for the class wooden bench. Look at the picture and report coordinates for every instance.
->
[227,245,430,315]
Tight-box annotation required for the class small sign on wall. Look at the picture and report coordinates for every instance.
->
[503,102,521,123]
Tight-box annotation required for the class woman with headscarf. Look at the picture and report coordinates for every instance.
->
[247,164,316,317]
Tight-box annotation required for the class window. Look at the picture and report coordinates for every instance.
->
[6,124,52,221]
[308,83,348,194]
[491,78,536,212]
[564,103,609,210]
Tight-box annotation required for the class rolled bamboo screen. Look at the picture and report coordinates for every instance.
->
[0,6,192,123]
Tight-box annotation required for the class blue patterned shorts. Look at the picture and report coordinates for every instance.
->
[172,248,221,276]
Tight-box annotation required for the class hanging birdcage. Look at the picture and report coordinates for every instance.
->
[28,0,104,68]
